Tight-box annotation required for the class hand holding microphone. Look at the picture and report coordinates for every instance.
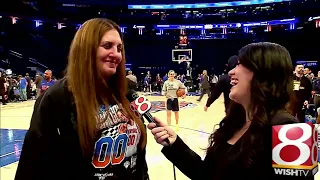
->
[147,117,177,146]
[129,94,176,146]
[129,93,179,180]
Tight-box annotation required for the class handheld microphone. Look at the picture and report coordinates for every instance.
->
[129,93,171,145]
[128,93,177,180]
[272,122,318,177]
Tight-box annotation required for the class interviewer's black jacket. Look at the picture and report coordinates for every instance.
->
[15,78,149,180]
[162,110,314,180]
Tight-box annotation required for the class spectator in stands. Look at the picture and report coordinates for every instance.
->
[288,64,313,122]
[18,75,27,101]
[313,71,320,117]
[40,70,55,94]
[304,67,312,78]
[0,72,7,105]
[34,73,43,98]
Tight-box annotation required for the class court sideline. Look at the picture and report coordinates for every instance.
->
[0,95,319,180]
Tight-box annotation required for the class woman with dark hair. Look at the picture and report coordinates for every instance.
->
[148,42,310,180]
[15,18,149,180]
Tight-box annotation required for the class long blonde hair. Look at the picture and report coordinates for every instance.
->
[66,18,147,156]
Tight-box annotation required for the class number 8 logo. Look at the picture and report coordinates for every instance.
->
[312,127,318,164]
[131,96,152,115]
[273,123,315,165]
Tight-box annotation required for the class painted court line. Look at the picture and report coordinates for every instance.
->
[173,126,211,134]
[0,150,21,159]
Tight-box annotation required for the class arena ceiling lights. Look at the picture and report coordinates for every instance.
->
[153,18,297,29]
[128,0,292,9]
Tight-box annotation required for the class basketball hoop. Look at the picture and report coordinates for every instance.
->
[178,57,186,64]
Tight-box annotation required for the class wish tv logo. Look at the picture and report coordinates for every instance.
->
[149,101,196,113]
[272,123,318,177]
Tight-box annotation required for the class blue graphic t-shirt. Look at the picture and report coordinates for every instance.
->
[19,78,27,89]
[92,104,141,180]
[40,80,55,93]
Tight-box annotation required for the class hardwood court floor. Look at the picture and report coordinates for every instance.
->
[0,95,319,180]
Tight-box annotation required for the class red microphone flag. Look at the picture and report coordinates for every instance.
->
[129,96,152,117]
[272,122,318,176]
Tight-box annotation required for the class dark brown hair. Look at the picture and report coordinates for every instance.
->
[208,42,294,167]
[65,18,147,156]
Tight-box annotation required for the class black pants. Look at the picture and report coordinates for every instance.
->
[0,89,6,104]
[27,86,31,99]
[290,103,305,123]
[198,88,211,102]
[210,83,216,91]
[156,83,162,92]
[314,95,320,117]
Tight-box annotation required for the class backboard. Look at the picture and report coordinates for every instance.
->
[172,49,192,62]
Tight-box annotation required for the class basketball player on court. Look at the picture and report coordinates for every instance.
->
[162,70,187,131]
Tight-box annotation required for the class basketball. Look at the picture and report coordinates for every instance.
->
[176,89,185,97]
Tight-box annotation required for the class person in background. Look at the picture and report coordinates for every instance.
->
[304,67,311,78]
[162,70,187,131]
[34,73,43,98]
[288,64,313,122]
[52,76,58,82]
[180,74,185,83]
[127,71,138,91]
[313,71,320,117]
[18,75,27,101]
[0,72,7,105]
[40,70,55,94]
[15,18,149,180]
[126,70,137,84]
[143,73,152,93]
[148,42,309,180]
[163,74,168,82]
[6,76,13,101]
[310,73,316,83]
[25,73,31,99]
[197,74,202,92]
[197,70,210,102]
[30,79,36,99]
[155,74,162,92]
[204,55,238,113]
[317,107,320,123]
[211,74,218,88]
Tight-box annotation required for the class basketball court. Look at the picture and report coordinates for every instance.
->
[1,95,319,180]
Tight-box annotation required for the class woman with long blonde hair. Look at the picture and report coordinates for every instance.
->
[15,18,149,180]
